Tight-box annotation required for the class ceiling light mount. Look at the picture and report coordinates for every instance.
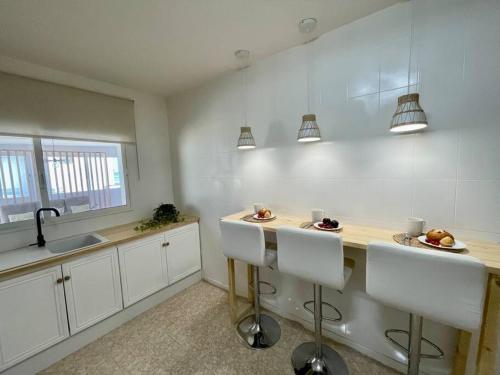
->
[234,49,250,69]
[298,18,317,34]
[234,49,250,59]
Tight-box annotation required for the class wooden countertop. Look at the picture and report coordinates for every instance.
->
[97,216,198,244]
[222,211,500,276]
[0,215,199,281]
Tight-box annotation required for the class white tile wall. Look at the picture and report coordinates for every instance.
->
[167,1,500,373]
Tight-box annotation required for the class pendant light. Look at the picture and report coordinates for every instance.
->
[237,127,256,149]
[390,0,428,134]
[235,50,256,150]
[298,114,321,142]
[297,18,321,143]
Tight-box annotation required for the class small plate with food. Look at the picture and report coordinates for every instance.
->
[313,218,342,232]
[417,229,466,251]
[252,208,276,221]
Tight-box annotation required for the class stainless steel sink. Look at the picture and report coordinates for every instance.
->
[46,233,108,254]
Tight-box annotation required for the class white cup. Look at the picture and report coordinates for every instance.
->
[406,217,425,237]
[311,209,324,223]
[253,203,265,213]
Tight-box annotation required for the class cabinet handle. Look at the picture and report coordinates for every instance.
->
[64,275,71,281]
[162,242,170,247]
[56,278,63,284]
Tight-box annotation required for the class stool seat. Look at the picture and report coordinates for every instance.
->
[367,241,486,331]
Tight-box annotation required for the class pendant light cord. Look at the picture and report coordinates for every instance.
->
[307,40,312,113]
[407,0,415,95]
[242,67,248,126]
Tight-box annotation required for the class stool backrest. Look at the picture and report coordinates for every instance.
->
[220,220,266,266]
[366,241,486,331]
[277,226,345,290]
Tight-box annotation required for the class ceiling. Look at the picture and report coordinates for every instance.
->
[0,0,400,97]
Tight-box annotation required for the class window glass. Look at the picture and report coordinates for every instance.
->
[0,136,41,224]
[41,139,127,216]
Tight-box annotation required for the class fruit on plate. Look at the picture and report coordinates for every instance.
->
[426,229,453,242]
[318,218,339,229]
[425,229,455,246]
[257,208,272,219]
[439,236,455,247]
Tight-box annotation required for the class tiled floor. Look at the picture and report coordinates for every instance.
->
[40,281,397,374]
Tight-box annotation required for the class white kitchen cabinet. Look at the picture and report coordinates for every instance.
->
[62,247,123,335]
[165,223,201,284]
[118,234,168,307]
[118,224,201,305]
[0,266,69,371]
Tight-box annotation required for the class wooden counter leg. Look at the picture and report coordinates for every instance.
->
[227,258,237,323]
[476,274,500,375]
[453,330,471,375]
[247,264,255,306]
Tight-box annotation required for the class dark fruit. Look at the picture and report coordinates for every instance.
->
[318,218,340,230]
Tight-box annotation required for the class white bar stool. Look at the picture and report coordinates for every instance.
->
[220,220,281,349]
[366,241,487,375]
[277,226,351,375]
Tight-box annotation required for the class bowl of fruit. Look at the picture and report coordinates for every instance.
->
[252,208,276,221]
[314,218,342,232]
[417,229,466,251]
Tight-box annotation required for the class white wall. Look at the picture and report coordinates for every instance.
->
[0,55,174,252]
[167,0,500,373]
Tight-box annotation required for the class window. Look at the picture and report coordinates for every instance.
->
[0,136,128,225]
[0,136,41,224]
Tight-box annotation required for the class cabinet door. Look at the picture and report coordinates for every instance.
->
[62,247,123,335]
[118,234,168,307]
[165,223,201,284]
[0,266,69,371]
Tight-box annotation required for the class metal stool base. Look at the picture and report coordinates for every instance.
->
[385,329,444,359]
[385,314,444,375]
[291,342,349,375]
[236,313,281,350]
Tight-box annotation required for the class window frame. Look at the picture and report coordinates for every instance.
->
[0,137,131,233]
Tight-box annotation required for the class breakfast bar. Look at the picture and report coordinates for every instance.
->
[221,211,500,375]
[3,1,500,374]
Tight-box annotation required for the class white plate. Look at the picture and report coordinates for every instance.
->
[313,222,343,232]
[252,213,276,220]
[417,235,466,251]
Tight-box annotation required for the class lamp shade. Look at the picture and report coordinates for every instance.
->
[390,93,428,133]
[297,114,321,142]
[237,126,256,149]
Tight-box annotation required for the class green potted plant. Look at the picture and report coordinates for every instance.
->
[135,203,183,232]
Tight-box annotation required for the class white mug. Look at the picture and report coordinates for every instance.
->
[311,209,324,223]
[407,217,425,237]
[253,203,265,213]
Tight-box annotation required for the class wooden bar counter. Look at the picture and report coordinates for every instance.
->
[221,211,500,375]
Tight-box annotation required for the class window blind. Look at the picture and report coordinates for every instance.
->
[0,71,136,144]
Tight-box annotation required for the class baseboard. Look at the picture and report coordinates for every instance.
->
[2,271,202,375]
[203,276,229,291]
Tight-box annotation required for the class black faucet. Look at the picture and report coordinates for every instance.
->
[35,208,60,247]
